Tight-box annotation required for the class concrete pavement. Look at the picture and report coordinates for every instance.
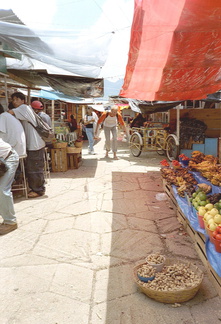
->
[1,131,221,324]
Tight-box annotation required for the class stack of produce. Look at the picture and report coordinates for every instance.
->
[161,165,197,197]
[188,151,221,186]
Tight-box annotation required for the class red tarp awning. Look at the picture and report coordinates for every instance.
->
[120,0,221,101]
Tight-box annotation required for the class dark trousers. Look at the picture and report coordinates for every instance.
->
[26,148,45,195]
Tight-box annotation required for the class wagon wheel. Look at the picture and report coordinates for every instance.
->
[155,137,166,156]
[130,132,143,157]
[166,135,179,161]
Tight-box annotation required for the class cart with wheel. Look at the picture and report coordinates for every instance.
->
[129,122,179,161]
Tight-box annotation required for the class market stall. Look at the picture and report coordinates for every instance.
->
[161,153,221,297]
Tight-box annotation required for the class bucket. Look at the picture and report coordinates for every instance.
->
[197,213,205,229]
[213,238,221,253]
[205,226,216,244]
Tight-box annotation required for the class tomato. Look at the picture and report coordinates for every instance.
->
[215,234,221,241]
[217,226,221,234]
[212,230,218,238]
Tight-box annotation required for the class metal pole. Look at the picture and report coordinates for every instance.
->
[176,104,181,142]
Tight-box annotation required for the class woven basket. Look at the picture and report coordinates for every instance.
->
[53,142,67,148]
[133,259,203,303]
[75,141,83,148]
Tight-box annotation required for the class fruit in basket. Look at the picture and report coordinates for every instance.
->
[198,206,207,216]
[214,214,221,224]
[209,208,219,216]
[203,212,214,222]
[208,222,218,231]
[205,203,214,211]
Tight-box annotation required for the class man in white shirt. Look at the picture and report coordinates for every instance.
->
[9,92,46,199]
[0,104,26,157]
[0,139,19,234]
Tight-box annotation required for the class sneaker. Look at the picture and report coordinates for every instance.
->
[0,223,17,235]
[90,151,96,155]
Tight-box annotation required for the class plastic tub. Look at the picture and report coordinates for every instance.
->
[205,226,216,244]
[197,213,205,229]
[137,274,155,282]
[145,254,166,272]
[213,238,221,253]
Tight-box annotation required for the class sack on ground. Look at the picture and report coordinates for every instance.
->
[31,111,55,143]
[0,158,8,177]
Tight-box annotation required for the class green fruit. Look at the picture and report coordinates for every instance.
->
[198,192,207,201]
[199,201,207,206]
[192,192,197,198]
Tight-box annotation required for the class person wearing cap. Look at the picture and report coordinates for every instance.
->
[31,100,52,127]
[8,92,46,199]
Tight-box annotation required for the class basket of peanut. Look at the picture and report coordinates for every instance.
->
[134,258,203,303]
[137,264,156,282]
[145,253,166,272]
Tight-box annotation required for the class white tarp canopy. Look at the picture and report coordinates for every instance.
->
[0,0,134,85]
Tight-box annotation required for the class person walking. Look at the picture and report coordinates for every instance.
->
[84,106,98,154]
[0,138,19,234]
[95,105,127,159]
[9,92,46,198]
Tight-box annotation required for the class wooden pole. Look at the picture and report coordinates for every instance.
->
[51,100,55,131]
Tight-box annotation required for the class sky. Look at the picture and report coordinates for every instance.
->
[0,0,134,95]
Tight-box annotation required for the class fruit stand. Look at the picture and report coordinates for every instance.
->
[161,152,221,297]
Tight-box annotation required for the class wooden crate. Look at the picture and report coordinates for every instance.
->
[162,177,221,295]
[206,263,221,298]
[67,147,82,169]
[51,148,67,172]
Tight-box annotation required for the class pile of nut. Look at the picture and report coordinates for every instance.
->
[139,263,202,291]
[146,253,165,264]
[137,264,156,278]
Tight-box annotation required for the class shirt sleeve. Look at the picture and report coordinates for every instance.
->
[0,114,6,133]
[118,113,125,126]
[12,105,37,126]
[97,113,107,124]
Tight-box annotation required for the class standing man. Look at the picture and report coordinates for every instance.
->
[0,139,19,234]
[9,92,46,198]
[31,100,52,126]
[95,105,127,159]
[0,104,26,157]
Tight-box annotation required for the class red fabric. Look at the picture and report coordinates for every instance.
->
[120,0,221,101]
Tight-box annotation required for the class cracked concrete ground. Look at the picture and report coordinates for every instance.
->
[1,131,221,324]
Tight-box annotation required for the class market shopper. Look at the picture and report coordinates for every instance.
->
[68,114,77,133]
[9,92,46,198]
[94,105,127,159]
[84,106,98,154]
[0,138,19,234]
[31,100,52,127]
[0,104,26,157]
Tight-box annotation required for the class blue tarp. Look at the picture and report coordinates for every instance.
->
[172,174,221,277]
